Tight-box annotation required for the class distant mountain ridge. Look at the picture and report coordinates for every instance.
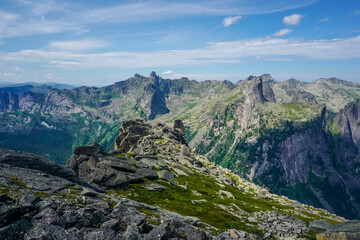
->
[0,81,79,89]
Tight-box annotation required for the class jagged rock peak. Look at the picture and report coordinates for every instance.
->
[262,82,276,103]
[149,71,159,81]
[114,119,187,154]
[245,75,256,81]
[260,73,274,82]
[244,76,267,105]
[241,75,276,104]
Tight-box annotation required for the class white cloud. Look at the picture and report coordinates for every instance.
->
[283,14,303,25]
[45,73,60,80]
[1,67,23,80]
[0,17,84,38]
[49,40,108,51]
[319,17,329,23]
[2,36,360,69]
[3,73,16,77]
[0,10,18,22]
[271,28,293,37]
[223,15,242,27]
[354,10,360,15]
[169,73,239,80]
[162,70,172,75]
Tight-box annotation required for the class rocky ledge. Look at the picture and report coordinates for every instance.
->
[1,119,359,239]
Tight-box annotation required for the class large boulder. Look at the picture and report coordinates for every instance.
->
[73,142,104,155]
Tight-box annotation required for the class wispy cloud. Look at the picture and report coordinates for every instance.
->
[162,70,172,75]
[14,0,70,15]
[14,67,23,72]
[223,15,242,27]
[283,14,303,25]
[0,11,84,38]
[49,40,108,51]
[0,0,319,38]
[2,36,360,69]
[271,28,293,37]
[319,17,329,23]
[0,66,23,80]
[354,10,360,15]
[79,1,317,24]
[45,73,61,80]
[169,73,240,81]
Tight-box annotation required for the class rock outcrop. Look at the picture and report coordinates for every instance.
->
[68,119,189,189]
[1,119,353,239]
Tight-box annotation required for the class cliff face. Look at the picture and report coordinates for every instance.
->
[0,89,82,114]
[0,91,44,112]
[182,76,360,219]
[334,100,360,165]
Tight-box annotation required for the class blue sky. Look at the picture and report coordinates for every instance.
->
[0,0,359,85]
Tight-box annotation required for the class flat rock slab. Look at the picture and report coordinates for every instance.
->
[135,155,158,160]
[144,183,167,192]
[310,219,334,233]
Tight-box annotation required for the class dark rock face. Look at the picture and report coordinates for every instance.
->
[0,91,44,112]
[149,71,159,82]
[262,82,276,103]
[143,83,170,120]
[245,76,267,106]
[249,102,360,219]
[334,100,360,166]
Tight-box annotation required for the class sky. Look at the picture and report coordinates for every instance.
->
[0,0,360,86]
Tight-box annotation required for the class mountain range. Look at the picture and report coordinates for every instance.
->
[1,72,360,221]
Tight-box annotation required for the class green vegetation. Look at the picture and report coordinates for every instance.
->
[108,171,339,236]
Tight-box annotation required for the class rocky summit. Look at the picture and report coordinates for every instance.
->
[1,119,359,239]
